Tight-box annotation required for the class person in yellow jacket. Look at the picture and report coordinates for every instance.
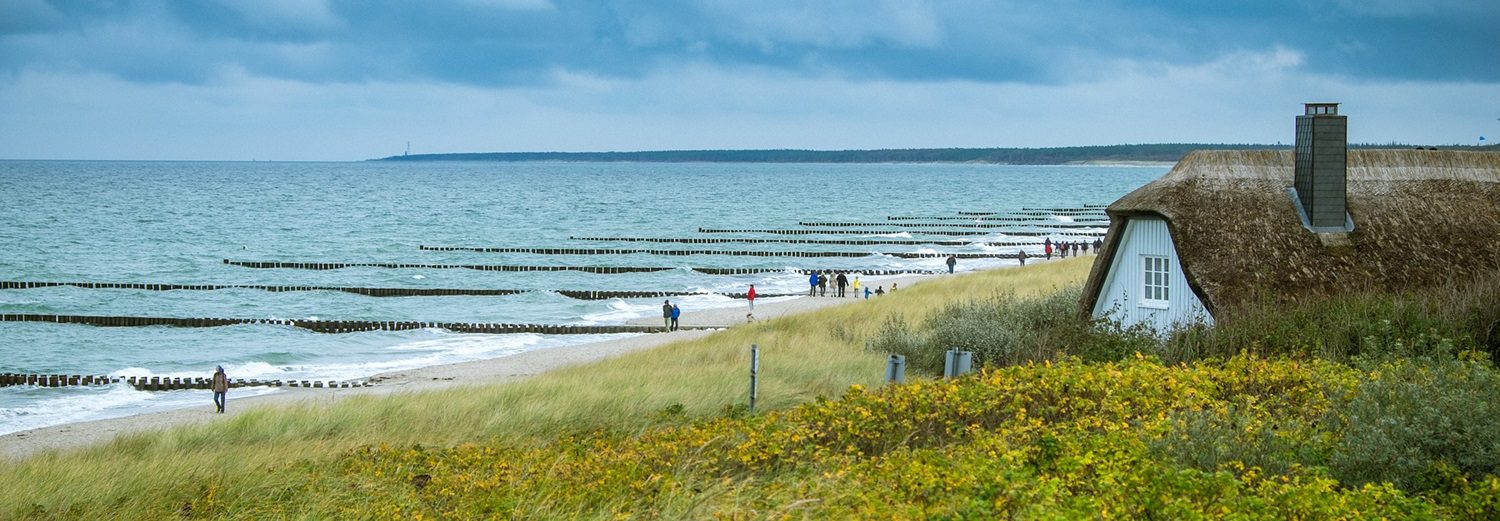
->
[850,276,861,298]
[211,366,228,413]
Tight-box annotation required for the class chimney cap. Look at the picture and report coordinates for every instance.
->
[1304,103,1340,115]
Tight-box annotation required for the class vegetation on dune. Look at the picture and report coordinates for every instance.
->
[0,260,1091,518]
[6,258,1500,518]
[210,356,1500,518]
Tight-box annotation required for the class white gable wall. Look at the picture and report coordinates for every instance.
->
[1090,217,1213,330]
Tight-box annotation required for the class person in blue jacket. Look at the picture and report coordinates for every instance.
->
[808,271,819,296]
[670,304,681,331]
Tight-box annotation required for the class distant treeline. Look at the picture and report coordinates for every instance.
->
[373,143,1496,165]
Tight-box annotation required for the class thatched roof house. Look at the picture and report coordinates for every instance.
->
[1079,148,1500,327]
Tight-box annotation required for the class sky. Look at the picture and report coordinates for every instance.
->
[1,0,1497,161]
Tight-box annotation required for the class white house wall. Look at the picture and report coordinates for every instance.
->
[1091,217,1213,330]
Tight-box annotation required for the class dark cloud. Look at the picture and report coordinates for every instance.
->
[1,0,1495,87]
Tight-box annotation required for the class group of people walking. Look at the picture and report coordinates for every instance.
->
[1042,237,1103,260]
[804,271,893,300]
[662,300,682,331]
[807,270,861,298]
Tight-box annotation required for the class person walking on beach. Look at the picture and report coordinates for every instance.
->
[891,282,898,293]
[851,276,861,298]
[1044,239,1053,259]
[211,365,228,414]
[864,286,872,299]
[1017,248,1028,266]
[946,255,957,274]
[835,273,848,297]
[817,272,828,297]
[1093,238,1103,254]
[662,300,673,329]
[746,285,757,314]
[875,286,885,296]
[808,271,819,297]
[670,304,681,331]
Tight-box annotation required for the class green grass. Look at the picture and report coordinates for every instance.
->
[1,258,1095,518]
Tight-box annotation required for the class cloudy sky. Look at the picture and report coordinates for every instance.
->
[2,0,1496,160]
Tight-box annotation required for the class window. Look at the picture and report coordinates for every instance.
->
[1141,256,1170,308]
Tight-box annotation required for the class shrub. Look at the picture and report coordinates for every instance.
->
[1149,404,1327,478]
[868,286,1156,374]
[1327,356,1500,492]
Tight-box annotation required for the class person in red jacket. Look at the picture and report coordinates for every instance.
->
[746,284,757,314]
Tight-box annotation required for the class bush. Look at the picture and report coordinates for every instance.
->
[1149,405,1324,478]
[1174,273,1500,363]
[1327,356,1500,492]
[868,286,1157,374]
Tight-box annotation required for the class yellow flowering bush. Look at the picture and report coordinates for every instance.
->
[217,355,1499,519]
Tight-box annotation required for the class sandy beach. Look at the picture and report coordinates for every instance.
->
[0,272,943,461]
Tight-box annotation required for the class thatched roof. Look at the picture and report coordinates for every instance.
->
[1080,149,1500,318]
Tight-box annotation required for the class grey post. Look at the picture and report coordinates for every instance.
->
[943,348,973,379]
[886,354,906,384]
[748,344,760,413]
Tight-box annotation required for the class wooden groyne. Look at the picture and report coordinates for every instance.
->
[697,228,1104,237]
[0,282,796,300]
[424,246,905,258]
[420,246,1025,259]
[570,236,1040,247]
[886,216,1108,223]
[223,259,675,273]
[570,236,1037,247]
[796,221,1107,229]
[0,314,709,334]
[223,260,940,275]
[0,281,527,297]
[0,372,366,391]
[959,209,1106,217]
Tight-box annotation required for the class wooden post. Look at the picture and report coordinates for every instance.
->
[748,344,759,414]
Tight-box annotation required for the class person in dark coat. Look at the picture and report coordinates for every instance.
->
[662,300,673,329]
[835,273,848,297]
[817,272,828,296]
[211,365,228,413]
[1017,248,1028,266]
[946,255,957,273]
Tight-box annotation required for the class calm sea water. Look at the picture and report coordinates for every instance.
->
[0,160,1166,434]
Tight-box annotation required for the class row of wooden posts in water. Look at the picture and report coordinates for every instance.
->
[696,228,1103,237]
[220,259,941,275]
[569,236,1040,246]
[795,221,1105,229]
[885,215,1107,222]
[0,281,797,300]
[0,314,707,334]
[415,246,1025,259]
[0,372,364,391]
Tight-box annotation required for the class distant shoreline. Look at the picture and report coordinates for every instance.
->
[370,143,1497,165]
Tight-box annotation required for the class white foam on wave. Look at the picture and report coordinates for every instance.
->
[580,298,658,324]
[0,384,279,436]
[1054,215,1075,223]
[307,332,641,381]
[863,232,912,238]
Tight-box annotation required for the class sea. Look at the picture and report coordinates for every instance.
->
[0,160,1167,435]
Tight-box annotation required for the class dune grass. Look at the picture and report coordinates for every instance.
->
[2,258,1094,518]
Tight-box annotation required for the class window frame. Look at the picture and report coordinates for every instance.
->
[1140,255,1170,309]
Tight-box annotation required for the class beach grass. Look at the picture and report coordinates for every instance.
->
[1,258,1094,517]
